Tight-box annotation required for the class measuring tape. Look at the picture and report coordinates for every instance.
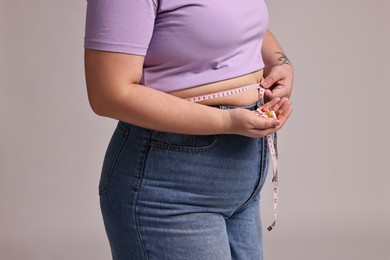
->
[186,83,279,231]
[258,87,279,231]
[184,84,261,103]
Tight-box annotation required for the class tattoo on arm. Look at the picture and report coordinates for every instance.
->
[275,51,291,65]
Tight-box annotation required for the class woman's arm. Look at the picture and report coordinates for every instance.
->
[84,49,291,137]
[260,30,294,100]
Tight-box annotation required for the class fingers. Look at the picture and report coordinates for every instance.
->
[276,98,291,116]
[269,86,291,99]
[264,89,273,102]
[255,109,291,137]
[262,97,281,110]
[226,105,291,138]
[249,117,280,137]
[260,67,281,89]
[263,97,288,111]
[277,107,292,123]
[260,65,293,100]
[261,117,280,129]
[257,97,292,133]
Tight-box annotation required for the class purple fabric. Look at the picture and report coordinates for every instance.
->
[85,0,269,92]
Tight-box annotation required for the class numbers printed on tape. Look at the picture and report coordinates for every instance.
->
[185,84,260,102]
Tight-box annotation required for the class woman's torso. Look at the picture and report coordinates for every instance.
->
[85,0,269,106]
[141,0,269,97]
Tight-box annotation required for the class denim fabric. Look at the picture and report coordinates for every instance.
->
[99,104,269,260]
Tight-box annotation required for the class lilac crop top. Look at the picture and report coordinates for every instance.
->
[84,0,269,92]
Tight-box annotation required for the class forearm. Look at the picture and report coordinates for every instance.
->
[85,50,229,135]
[260,30,294,99]
[85,50,284,137]
[92,83,231,135]
[262,30,292,68]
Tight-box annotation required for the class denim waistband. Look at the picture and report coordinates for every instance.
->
[213,102,260,111]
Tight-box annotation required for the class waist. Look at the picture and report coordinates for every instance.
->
[169,69,263,106]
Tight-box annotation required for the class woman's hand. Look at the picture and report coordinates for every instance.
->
[260,63,294,102]
[260,30,294,102]
[225,97,292,138]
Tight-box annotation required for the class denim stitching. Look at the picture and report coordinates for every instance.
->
[98,125,129,196]
[134,130,154,260]
[149,135,218,153]
[132,130,153,188]
[261,136,269,179]
[232,137,266,214]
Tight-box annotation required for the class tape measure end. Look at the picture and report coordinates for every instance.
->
[267,221,276,232]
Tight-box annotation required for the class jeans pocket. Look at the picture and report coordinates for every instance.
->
[99,123,129,196]
[150,132,218,152]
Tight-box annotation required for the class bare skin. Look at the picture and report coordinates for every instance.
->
[169,70,264,107]
[84,31,293,138]
[261,30,294,101]
[170,31,295,104]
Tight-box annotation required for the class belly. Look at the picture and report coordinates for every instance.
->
[169,70,264,106]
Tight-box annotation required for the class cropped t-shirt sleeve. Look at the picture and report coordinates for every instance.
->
[84,0,157,56]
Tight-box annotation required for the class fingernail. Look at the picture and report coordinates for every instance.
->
[274,119,280,126]
[261,81,269,88]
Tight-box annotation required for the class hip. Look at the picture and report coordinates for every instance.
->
[99,118,269,215]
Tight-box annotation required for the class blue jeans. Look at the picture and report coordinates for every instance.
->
[99,104,269,260]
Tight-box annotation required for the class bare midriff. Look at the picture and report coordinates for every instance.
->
[169,70,264,106]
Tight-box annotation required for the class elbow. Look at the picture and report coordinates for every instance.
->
[87,92,113,118]
[88,97,106,117]
[89,101,106,117]
[85,81,122,118]
[86,86,129,119]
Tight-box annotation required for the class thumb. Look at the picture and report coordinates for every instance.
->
[256,117,280,130]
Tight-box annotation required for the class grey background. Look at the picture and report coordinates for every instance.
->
[1,0,389,259]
